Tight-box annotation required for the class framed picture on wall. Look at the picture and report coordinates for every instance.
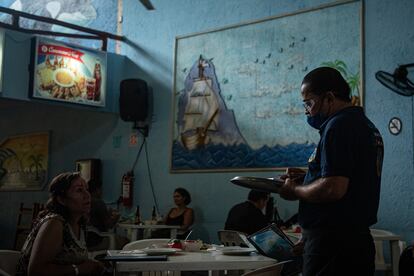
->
[0,132,50,191]
[170,0,363,172]
[29,37,107,107]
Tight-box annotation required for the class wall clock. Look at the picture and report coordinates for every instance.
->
[388,117,402,135]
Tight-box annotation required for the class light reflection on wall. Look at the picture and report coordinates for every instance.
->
[0,28,4,93]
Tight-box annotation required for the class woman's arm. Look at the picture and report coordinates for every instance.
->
[28,219,75,275]
[28,219,104,276]
[181,208,194,231]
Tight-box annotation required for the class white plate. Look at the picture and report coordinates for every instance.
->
[142,248,180,256]
[119,250,145,255]
[219,248,256,256]
[53,68,76,87]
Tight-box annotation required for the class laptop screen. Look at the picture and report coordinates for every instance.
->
[247,223,295,260]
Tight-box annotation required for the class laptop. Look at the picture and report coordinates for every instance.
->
[247,223,297,261]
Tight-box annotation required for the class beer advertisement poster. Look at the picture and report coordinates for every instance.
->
[31,37,107,107]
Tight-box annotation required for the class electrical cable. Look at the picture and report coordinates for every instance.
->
[131,136,145,172]
[144,138,160,215]
[128,128,160,216]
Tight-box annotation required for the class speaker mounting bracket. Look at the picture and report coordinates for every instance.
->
[133,121,149,137]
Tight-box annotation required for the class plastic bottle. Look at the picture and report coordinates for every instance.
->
[93,61,102,101]
[151,206,157,221]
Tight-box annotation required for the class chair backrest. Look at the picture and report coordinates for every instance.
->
[370,228,404,272]
[122,239,179,276]
[241,260,292,276]
[218,230,250,247]
[0,250,21,276]
[123,239,171,251]
[14,202,45,250]
[86,226,117,259]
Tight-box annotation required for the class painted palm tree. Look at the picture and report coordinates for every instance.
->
[29,154,44,180]
[0,148,16,180]
[321,60,361,106]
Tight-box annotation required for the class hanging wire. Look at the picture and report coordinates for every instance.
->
[131,127,160,216]
[144,139,160,215]
[131,135,146,172]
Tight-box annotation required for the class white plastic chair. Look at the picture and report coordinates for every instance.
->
[217,230,250,247]
[122,239,178,276]
[370,228,405,276]
[122,238,171,250]
[86,226,117,259]
[0,250,21,276]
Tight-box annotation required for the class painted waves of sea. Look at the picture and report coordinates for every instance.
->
[171,141,316,170]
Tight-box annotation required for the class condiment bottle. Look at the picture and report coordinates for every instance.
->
[151,206,157,221]
[134,205,141,225]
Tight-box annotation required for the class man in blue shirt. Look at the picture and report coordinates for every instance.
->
[279,67,384,276]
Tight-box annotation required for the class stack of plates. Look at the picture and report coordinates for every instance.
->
[142,248,181,256]
[217,247,256,256]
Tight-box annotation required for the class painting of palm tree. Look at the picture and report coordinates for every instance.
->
[0,132,49,191]
[321,60,361,106]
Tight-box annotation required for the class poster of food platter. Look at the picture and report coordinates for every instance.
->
[30,37,107,107]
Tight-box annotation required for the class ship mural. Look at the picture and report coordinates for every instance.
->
[170,1,360,171]
[171,55,316,171]
[177,56,246,150]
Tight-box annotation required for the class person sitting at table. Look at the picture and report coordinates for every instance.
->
[86,179,129,250]
[225,189,271,235]
[16,172,105,276]
[153,187,194,240]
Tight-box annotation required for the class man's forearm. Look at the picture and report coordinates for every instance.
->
[295,176,348,203]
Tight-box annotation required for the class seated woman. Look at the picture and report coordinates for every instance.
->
[153,188,194,240]
[16,172,104,276]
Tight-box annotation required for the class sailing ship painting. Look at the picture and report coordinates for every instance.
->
[176,56,246,153]
[180,57,220,150]
[171,1,361,172]
[171,55,315,171]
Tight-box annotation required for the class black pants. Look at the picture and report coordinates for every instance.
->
[302,228,375,276]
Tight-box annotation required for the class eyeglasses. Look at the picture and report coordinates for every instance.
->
[303,98,317,112]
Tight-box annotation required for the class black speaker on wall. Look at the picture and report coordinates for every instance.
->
[119,79,149,122]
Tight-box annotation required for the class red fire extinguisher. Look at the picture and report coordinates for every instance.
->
[121,171,134,207]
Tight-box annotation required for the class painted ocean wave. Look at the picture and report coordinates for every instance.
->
[171,141,316,170]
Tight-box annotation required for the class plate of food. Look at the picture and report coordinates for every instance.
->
[142,248,181,256]
[230,176,285,193]
[53,68,76,88]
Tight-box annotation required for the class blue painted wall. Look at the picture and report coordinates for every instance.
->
[0,0,413,251]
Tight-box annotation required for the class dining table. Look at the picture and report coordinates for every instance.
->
[110,250,277,276]
[117,223,181,241]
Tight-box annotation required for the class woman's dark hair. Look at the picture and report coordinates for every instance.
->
[175,187,191,205]
[302,67,351,102]
[39,172,82,220]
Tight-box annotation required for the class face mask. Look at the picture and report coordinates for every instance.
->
[305,95,331,129]
[306,113,328,129]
